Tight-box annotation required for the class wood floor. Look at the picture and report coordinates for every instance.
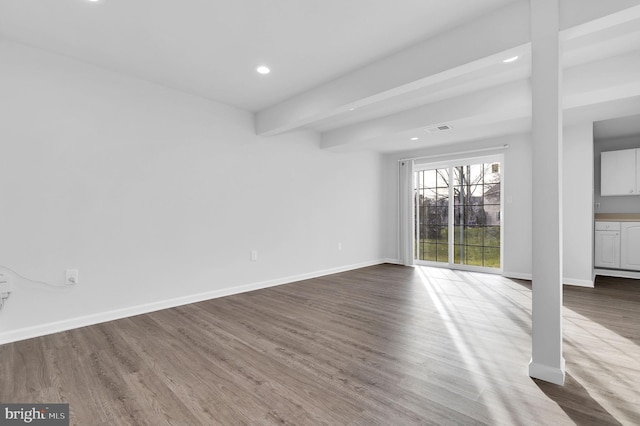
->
[1,264,639,425]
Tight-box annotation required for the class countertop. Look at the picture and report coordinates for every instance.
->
[595,213,640,222]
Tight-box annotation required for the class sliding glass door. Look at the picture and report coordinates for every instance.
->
[415,157,502,270]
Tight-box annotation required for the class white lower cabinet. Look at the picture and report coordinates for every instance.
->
[595,222,620,268]
[621,222,640,271]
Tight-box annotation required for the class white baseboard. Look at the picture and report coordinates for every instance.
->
[0,259,387,346]
[503,272,595,287]
[382,258,403,265]
[563,277,594,288]
[529,358,566,386]
[502,271,532,281]
[594,268,640,280]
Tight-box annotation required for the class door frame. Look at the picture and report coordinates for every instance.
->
[413,154,504,274]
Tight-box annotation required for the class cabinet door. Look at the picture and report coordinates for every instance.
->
[621,222,640,271]
[601,149,636,196]
[595,231,620,268]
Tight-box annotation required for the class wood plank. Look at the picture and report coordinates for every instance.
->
[1,264,639,425]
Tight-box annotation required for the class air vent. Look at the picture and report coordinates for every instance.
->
[425,124,452,133]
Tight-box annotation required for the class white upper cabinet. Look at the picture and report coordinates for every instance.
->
[601,148,638,196]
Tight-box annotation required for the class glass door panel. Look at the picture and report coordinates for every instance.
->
[415,168,449,263]
[453,162,501,268]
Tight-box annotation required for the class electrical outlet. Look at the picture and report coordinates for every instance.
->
[250,250,258,261]
[65,269,79,285]
[595,202,600,210]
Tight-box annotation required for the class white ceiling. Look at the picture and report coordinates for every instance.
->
[0,0,515,112]
[1,0,639,153]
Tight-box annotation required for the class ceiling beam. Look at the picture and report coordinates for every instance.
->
[320,52,640,150]
[255,0,640,138]
[320,80,531,150]
[254,1,530,136]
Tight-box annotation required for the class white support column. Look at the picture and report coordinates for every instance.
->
[529,0,565,385]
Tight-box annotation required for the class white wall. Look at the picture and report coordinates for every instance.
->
[594,135,640,213]
[382,133,534,278]
[563,123,595,286]
[0,40,384,342]
[502,133,533,278]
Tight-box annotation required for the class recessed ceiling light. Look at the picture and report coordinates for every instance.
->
[410,137,419,141]
[503,56,519,63]
[348,108,355,111]
[256,65,270,75]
